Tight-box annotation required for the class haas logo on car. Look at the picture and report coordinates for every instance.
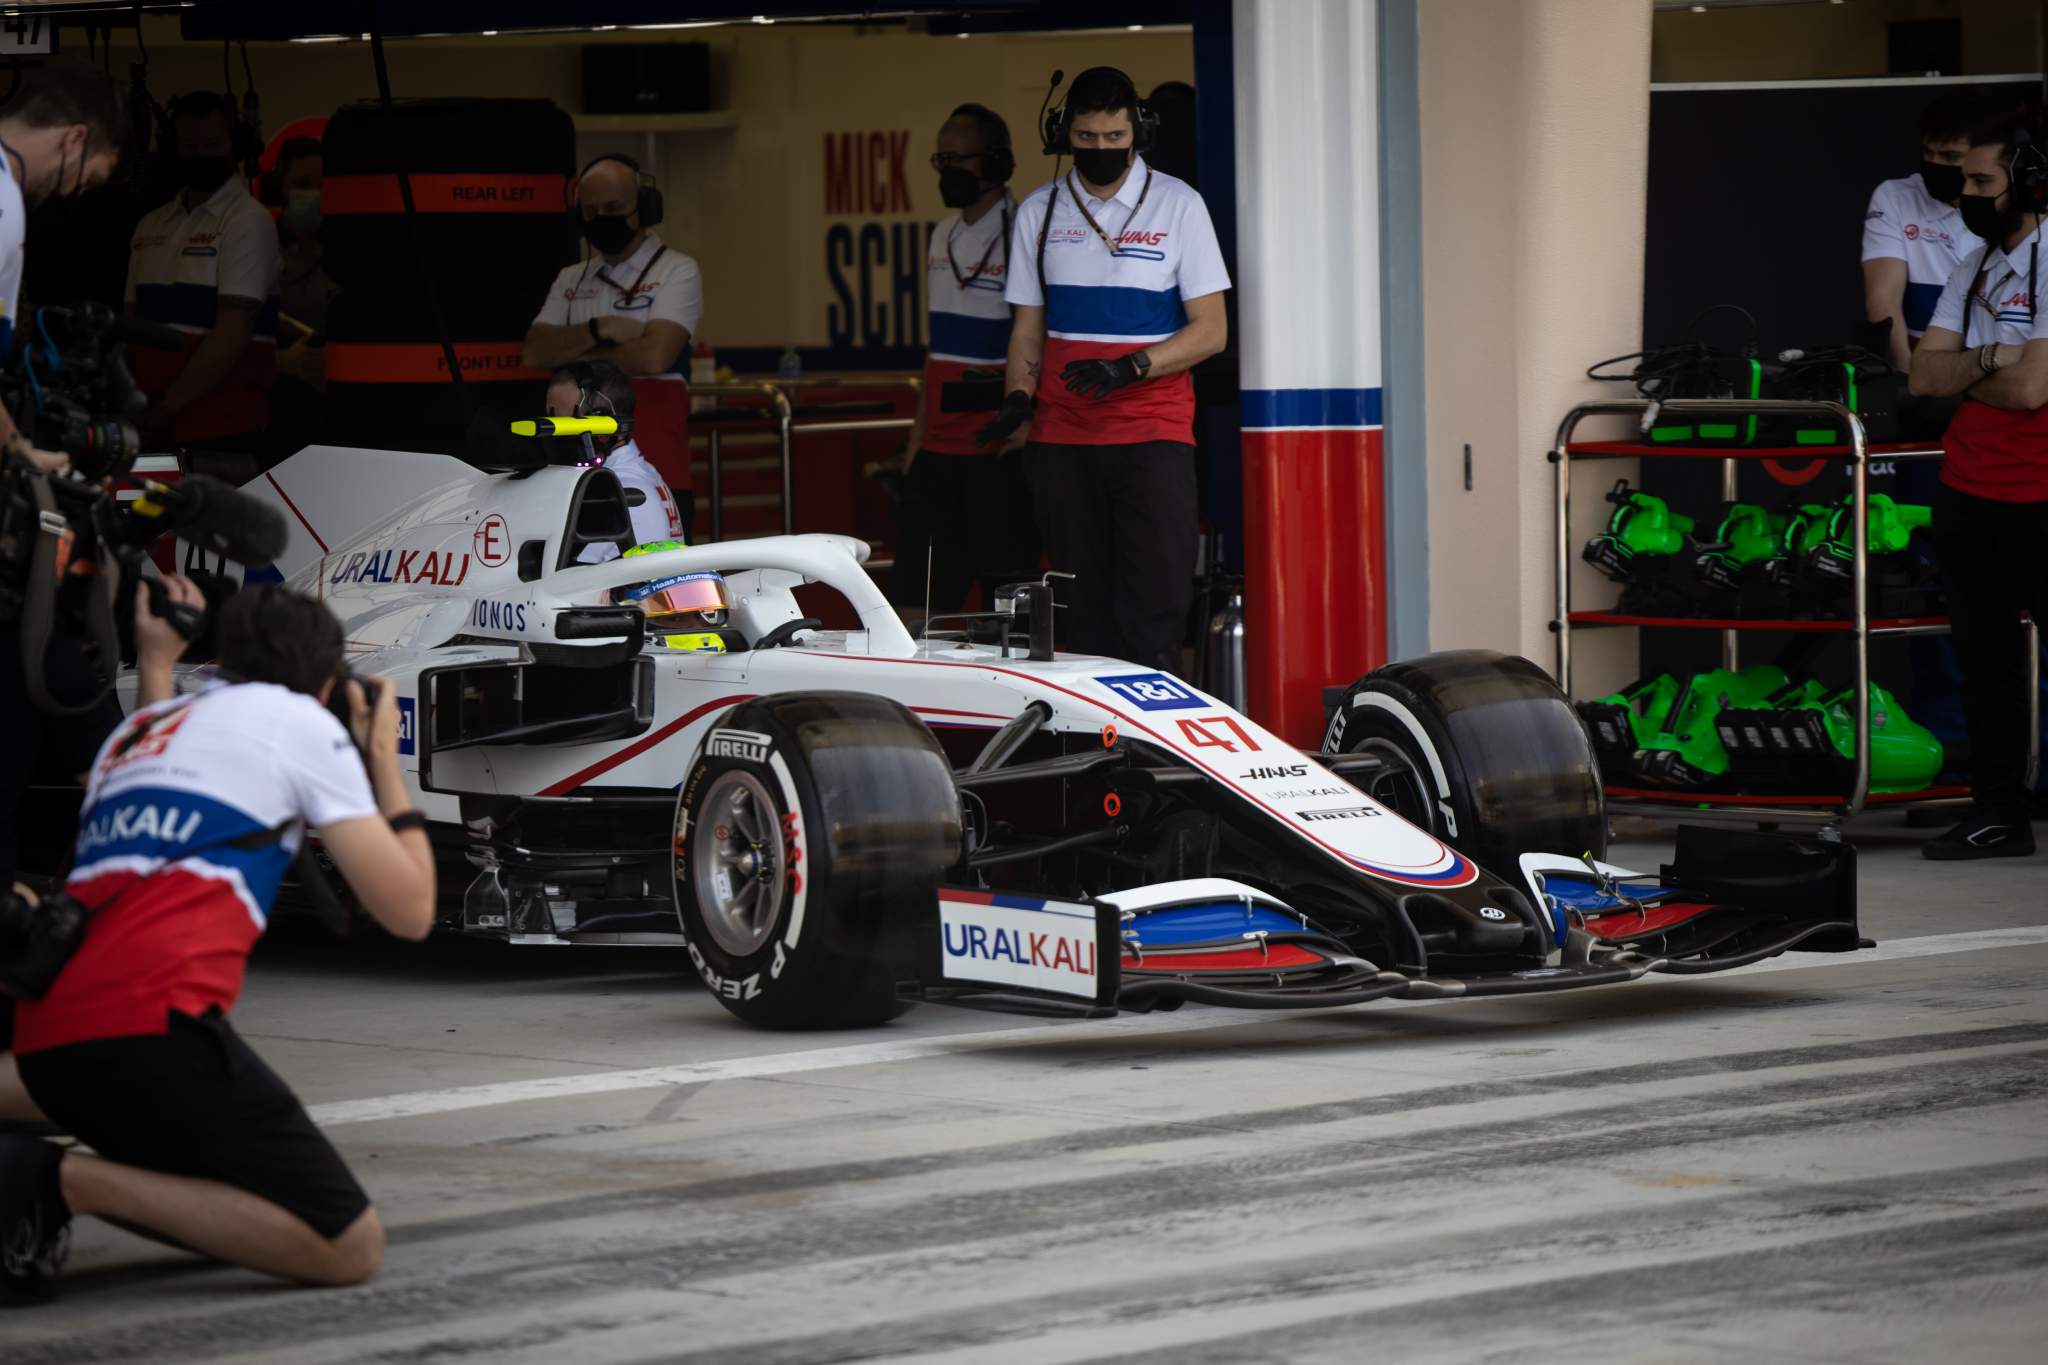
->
[1242,764,1309,780]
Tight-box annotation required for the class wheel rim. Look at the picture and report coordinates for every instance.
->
[1351,737,1437,832]
[691,771,786,956]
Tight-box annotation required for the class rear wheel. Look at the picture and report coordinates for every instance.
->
[1323,650,1605,879]
[675,692,961,1029]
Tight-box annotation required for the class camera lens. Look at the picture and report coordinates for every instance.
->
[60,416,142,482]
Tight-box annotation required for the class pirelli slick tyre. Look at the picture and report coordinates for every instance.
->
[675,693,961,1029]
[1322,650,1605,881]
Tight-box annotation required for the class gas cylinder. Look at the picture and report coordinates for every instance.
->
[1199,583,1247,712]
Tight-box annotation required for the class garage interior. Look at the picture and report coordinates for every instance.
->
[1,1,2044,1361]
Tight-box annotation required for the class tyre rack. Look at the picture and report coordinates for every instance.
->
[1550,397,2040,827]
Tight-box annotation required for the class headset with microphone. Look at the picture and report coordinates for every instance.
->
[569,151,665,228]
[1031,67,1161,295]
[1039,66,1159,156]
[2009,122,2048,215]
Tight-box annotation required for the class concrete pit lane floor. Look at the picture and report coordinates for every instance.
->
[3,814,2045,1364]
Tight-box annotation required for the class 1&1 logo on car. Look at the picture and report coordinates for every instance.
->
[396,697,416,757]
[1098,673,1203,711]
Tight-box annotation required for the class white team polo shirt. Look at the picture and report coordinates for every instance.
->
[536,232,703,491]
[921,194,1014,454]
[1862,172,1979,338]
[578,439,685,564]
[124,175,281,440]
[534,232,703,352]
[1006,155,1230,446]
[0,154,24,357]
[1926,222,2048,501]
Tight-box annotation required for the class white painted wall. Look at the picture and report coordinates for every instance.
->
[1418,0,1651,695]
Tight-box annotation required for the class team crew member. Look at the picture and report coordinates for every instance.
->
[1864,94,1989,372]
[0,61,127,920]
[1908,108,2048,860]
[125,92,282,448]
[983,68,1230,672]
[0,60,125,474]
[272,137,335,341]
[889,102,1038,618]
[545,360,685,562]
[523,154,703,516]
[0,584,437,1300]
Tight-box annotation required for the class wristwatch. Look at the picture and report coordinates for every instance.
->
[1131,350,1153,377]
[588,317,604,344]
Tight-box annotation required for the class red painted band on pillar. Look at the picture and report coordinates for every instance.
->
[1241,427,1387,748]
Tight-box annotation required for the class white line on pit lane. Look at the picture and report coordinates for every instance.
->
[307,923,2048,1129]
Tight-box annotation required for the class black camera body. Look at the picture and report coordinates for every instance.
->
[0,886,95,1000]
[1,301,156,631]
[3,302,287,715]
[4,301,153,480]
[325,667,385,754]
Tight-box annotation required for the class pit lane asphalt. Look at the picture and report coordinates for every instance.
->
[4,815,2045,1364]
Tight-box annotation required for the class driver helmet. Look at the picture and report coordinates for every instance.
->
[613,543,729,652]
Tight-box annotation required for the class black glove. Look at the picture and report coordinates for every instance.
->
[976,389,1035,448]
[1061,354,1145,400]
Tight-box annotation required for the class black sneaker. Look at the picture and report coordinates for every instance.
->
[0,1135,69,1306]
[1922,812,2037,861]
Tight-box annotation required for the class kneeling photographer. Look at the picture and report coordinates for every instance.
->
[0,586,436,1302]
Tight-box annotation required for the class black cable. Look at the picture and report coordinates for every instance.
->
[365,0,467,409]
[1586,302,1764,397]
[1681,301,1759,354]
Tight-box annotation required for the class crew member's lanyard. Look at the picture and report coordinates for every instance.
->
[945,201,1009,289]
[592,244,667,302]
[1065,167,1153,256]
[1970,235,2038,339]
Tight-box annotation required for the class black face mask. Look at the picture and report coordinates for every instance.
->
[939,166,983,209]
[27,138,83,212]
[177,154,232,196]
[1921,160,1965,203]
[1072,146,1130,187]
[1958,191,2018,241]
[582,212,636,255]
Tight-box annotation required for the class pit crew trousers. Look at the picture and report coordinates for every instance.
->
[887,449,1042,614]
[1025,440,1198,675]
[1931,482,2048,816]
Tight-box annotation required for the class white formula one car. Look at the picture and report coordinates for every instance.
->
[176,444,1861,1027]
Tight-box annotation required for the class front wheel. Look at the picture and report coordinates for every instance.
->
[1323,650,1605,879]
[675,692,961,1029]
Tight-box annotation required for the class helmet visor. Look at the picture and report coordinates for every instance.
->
[617,570,729,627]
